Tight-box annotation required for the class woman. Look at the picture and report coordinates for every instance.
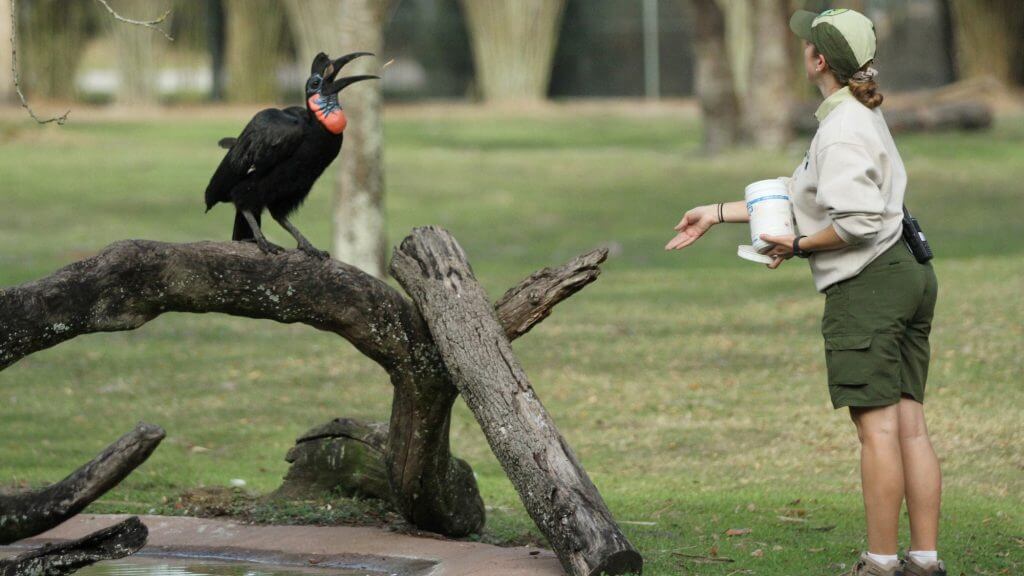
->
[665,9,944,576]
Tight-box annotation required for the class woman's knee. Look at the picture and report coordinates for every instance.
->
[850,404,901,444]
[897,396,930,441]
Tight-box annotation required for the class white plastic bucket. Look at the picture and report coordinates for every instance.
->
[745,179,793,254]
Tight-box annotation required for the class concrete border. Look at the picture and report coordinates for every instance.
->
[17,514,564,576]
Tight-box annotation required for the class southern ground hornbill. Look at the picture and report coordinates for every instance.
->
[205,52,378,258]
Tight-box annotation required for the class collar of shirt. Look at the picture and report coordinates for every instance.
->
[815,86,856,122]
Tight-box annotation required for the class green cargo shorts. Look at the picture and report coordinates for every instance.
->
[821,241,938,409]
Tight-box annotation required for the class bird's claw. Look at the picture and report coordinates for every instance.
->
[298,243,330,259]
[256,239,286,255]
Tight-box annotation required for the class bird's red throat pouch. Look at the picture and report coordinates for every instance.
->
[308,95,347,134]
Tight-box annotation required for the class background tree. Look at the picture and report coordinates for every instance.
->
[284,0,391,278]
[690,0,745,154]
[16,0,94,102]
[108,0,169,105]
[745,0,791,148]
[949,0,1024,87]
[458,0,567,102]
[1,0,14,102]
[223,0,286,103]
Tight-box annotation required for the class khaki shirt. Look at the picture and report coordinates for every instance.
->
[784,87,907,292]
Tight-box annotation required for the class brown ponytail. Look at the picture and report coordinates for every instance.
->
[848,73,884,109]
[811,44,884,109]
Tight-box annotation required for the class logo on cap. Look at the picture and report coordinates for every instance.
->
[819,9,849,16]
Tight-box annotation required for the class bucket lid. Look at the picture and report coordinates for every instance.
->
[738,245,774,264]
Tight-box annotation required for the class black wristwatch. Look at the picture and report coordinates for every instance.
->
[793,235,812,258]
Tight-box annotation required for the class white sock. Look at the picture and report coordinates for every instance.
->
[866,552,899,567]
[909,550,939,565]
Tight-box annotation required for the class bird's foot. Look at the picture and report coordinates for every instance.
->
[297,242,330,259]
[252,238,285,255]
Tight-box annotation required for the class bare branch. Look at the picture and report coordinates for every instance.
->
[7,0,173,126]
[93,0,174,42]
[9,0,69,124]
[0,423,165,544]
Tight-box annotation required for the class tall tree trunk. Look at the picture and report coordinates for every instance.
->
[207,0,226,101]
[948,0,1022,86]
[109,0,167,105]
[223,0,284,103]
[0,0,13,103]
[691,0,745,154]
[745,0,791,148]
[18,0,92,101]
[459,0,567,103]
[284,0,390,278]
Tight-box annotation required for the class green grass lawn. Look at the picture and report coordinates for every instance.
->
[1,106,1022,575]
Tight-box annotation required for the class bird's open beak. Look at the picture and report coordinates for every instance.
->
[323,52,379,95]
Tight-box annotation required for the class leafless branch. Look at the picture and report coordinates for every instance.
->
[93,0,174,42]
[7,0,173,126]
[9,0,69,124]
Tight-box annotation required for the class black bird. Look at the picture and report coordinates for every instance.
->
[205,51,378,257]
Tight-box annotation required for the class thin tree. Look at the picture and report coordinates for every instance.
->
[459,0,567,103]
[690,0,745,154]
[224,0,286,103]
[16,0,93,104]
[104,0,172,106]
[284,0,391,278]
[745,0,791,148]
[0,0,11,102]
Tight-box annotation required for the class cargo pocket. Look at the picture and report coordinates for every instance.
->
[824,333,876,387]
[825,332,902,391]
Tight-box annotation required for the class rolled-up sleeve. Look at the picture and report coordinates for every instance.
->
[814,142,885,245]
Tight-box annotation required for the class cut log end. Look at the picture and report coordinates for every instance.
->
[586,549,645,576]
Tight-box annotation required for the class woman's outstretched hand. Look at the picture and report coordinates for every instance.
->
[665,205,718,250]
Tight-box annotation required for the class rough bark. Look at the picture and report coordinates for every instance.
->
[274,418,391,500]
[745,0,791,149]
[1,238,607,538]
[0,516,147,576]
[283,0,391,278]
[0,423,165,545]
[459,0,568,102]
[691,0,745,154]
[391,226,641,576]
[223,0,285,103]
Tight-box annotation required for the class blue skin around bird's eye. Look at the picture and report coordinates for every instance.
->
[309,75,322,91]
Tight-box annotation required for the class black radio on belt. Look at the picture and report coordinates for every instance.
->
[902,205,933,264]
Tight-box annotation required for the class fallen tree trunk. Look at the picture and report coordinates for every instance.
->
[791,99,993,135]
[391,227,642,576]
[1,239,607,538]
[0,423,165,545]
[0,516,147,576]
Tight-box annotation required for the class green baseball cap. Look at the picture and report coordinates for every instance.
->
[790,8,876,78]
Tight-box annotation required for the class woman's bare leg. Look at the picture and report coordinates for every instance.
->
[850,403,904,555]
[898,396,942,551]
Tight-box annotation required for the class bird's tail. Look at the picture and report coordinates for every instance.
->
[232,210,259,241]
